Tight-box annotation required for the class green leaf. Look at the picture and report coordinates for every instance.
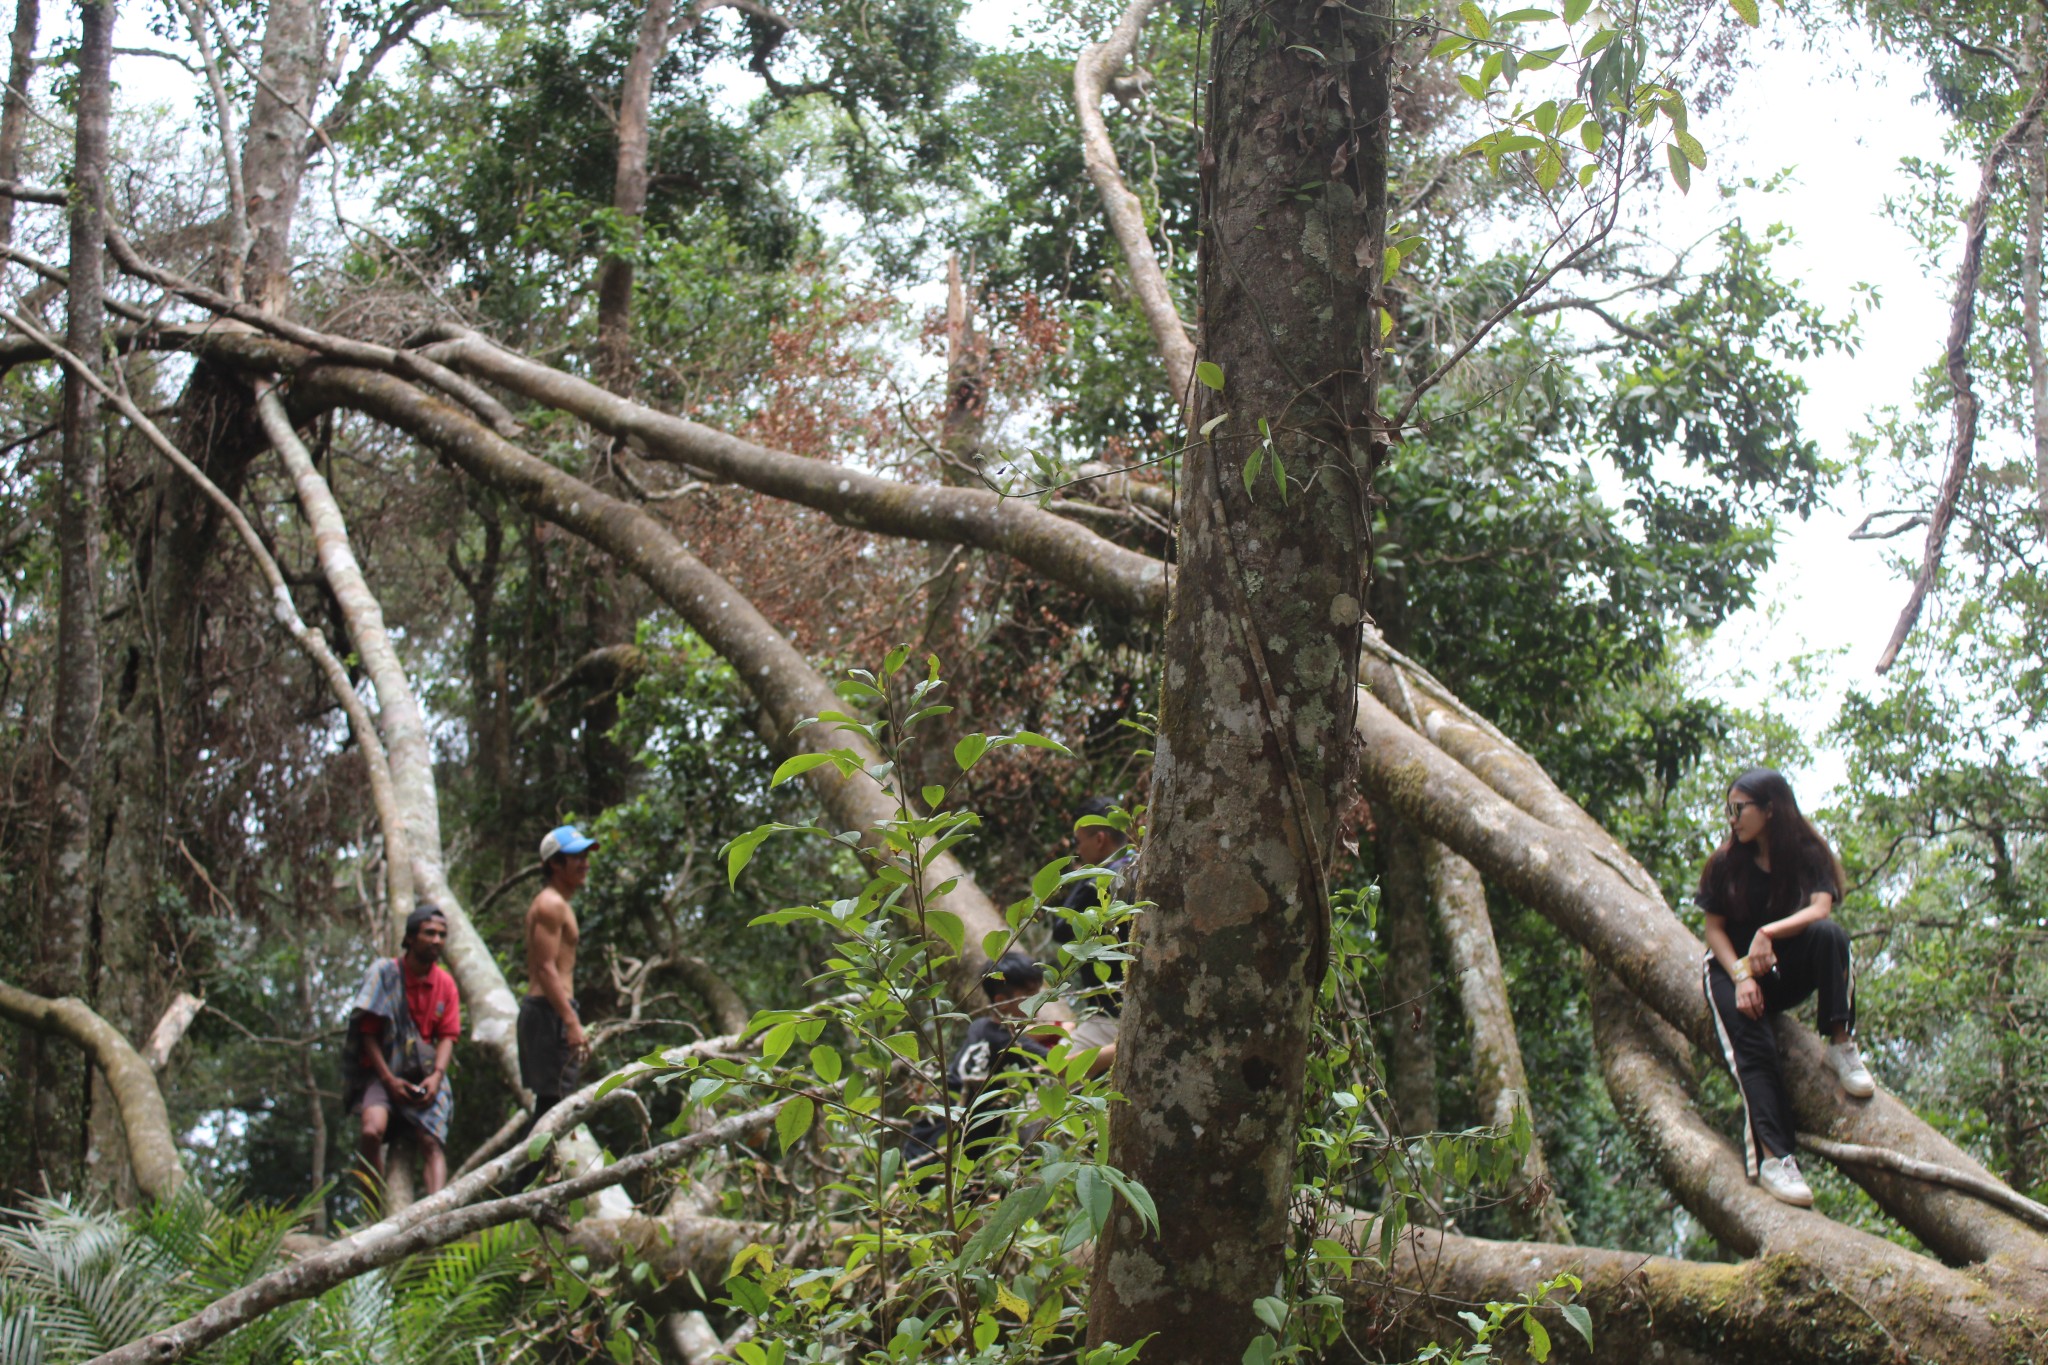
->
[1560,1303,1593,1349]
[1458,0,1491,35]
[1524,1313,1552,1362]
[1243,1334,1276,1365]
[926,910,965,954]
[1379,306,1395,338]
[771,750,848,787]
[607,1333,635,1365]
[995,729,1075,756]
[1428,33,1471,56]
[963,1184,1051,1263]
[1496,6,1556,17]
[1577,162,1598,188]
[982,929,1013,961]
[724,826,775,888]
[1242,446,1267,495]
[1675,128,1707,169]
[1457,72,1486,99]
[1196,360,1226,391]
[1253,1296,1288,1332]
[1382,244,1403,278]
[1032,856,1073,902]
[1199,411,1231,437]
[775,1095,816,1152]
[921,784,946,809]
[1533,146,1562,190]
[810,1044,842,1082]
[1581,26,1614,54]
[1562,0,1589,20]
[1270,443,1288,502]
[953,733,990,772]
[761,1020,798,1062]
[1579,119,1603,151]
[526,1131,556,1163]
[1557,101,1585,133]
[1666,142,1691,193]
[1729,0,1759,24]
[1531,99,1557,134]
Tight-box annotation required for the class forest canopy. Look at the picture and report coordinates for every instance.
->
[0,0,2043,1358]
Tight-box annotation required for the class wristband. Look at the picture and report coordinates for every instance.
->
[1732,959,1752,983]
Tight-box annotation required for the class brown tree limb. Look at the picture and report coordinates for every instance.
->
[85,1098,787,1365]
[0,979,183,1201]
[0,0,40,248]
[425,330,1170,619]
[1073,0,1195,403]
[1877,59,2048,672]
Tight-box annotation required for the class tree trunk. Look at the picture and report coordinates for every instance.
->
[241,0,324,312]
[593,0,676,392]
[32,0,112,1194]
[0,0,36,247]
[1379,819,1437,1138]
[2027,25,2048,540]
[1423,839,1570,1241]
[1085,0,1388,1351]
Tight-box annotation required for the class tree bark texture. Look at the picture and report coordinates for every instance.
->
[2028,53,2048,541]
[240,0,324,311]
[1085,0,1389,1352]
[1379,819,1437,1138]
[0,0,36,247]
[1422,839,1570,1242]
[0,979,183,1201]
[594,0,677,392]
[1074,0,1195,404]
[33,0,113,1193]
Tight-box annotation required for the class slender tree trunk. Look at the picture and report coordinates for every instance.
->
[1086,0,1389,1351]
[0,0,36,247]
[31,0,113,1194]
[1379,820,1437,1137]
[2027,30,2048,540]
[241,0,324,312]
[1423,840,1571,1241]
[594,0,677,392]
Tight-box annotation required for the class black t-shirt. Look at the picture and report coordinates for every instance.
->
[946,1016,1051,1091]
[1694,844,1840,945]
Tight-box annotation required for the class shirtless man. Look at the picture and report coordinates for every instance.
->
[521,825,594,1116]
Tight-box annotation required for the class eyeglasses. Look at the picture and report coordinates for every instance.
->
[1727,799,1760,820]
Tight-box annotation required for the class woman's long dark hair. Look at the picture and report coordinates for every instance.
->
[1697,768,1847,922]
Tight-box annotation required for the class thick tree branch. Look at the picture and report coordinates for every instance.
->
[0,979,183,1200]
[86,1098,786,1365]
[142,992,203,1073]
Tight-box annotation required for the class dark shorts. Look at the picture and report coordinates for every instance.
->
[356,1077,452,1145]
[518,995,581,1101]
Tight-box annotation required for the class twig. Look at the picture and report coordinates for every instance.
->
[1799,1132,2048,1230]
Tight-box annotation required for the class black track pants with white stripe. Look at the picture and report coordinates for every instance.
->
[1703,917,1856,1174]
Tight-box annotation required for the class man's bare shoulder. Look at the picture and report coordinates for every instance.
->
[526,885,571,928]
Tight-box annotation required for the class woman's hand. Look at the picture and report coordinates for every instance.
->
[1748,930,1777,978]
[1736,976,1765,1019]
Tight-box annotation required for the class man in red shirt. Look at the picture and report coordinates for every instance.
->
[343,904,462,1195]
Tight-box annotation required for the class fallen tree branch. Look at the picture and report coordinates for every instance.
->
[0,980,183,1201]
[1797,1132,2048,1231]
[1876,59,2048,673]
[87,1098,787,1365]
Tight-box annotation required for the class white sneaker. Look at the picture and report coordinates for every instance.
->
[1829,1040,1876,1098]
[1758,1155,1814,1207]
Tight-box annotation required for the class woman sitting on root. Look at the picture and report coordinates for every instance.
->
[1697,767,1875,1207]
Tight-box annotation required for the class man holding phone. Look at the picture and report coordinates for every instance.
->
[344,903,462,1196]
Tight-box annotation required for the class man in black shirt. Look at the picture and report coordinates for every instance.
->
[905,952,1054,1169]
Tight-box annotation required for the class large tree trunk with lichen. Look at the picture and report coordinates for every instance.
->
[1083,0,1388,1354]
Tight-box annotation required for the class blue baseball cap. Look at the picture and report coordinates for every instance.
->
[539,825,597,861]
